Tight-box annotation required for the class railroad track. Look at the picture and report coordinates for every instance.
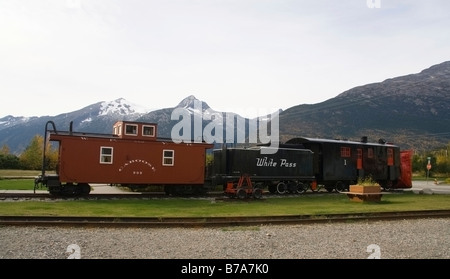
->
[0,192,226,201]
[0,191,336,201]
[1,210,449,228]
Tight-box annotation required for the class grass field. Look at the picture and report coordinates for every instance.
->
[1,169,450,218]
[0,169,53,190]
[1,187,450,217]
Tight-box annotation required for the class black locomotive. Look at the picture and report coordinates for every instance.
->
[210,146,316,195]
[209,136,412,194]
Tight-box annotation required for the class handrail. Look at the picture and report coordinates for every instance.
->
[41,121,57,178]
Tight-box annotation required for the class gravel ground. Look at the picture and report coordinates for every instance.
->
[1,218,449,259]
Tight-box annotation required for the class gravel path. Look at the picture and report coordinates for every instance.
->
[1,218,449,259]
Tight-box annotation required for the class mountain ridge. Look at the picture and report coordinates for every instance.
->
[1,61,450,154]
[279,61,450,151]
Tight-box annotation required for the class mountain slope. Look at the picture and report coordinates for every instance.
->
[279,61,450,151]
[0,98,149,154]
[1,61,449,155]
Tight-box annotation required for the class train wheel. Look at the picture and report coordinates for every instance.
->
[296,182,308,194]
[268,185,277,194]
[254,182,265,191]
[252,188,263,199]
[164,186,171,196]
[381,180,393,191]
[48,187,60,196]
[335,181,347,193]
[236,188,247,199]
[287,181,298,194]
[79,183,91,195]
[276,182,287,195]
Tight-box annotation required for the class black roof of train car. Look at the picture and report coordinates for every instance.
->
[285,136,399,148]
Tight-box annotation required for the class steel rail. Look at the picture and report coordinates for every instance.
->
[1,210,450,228]
[0,191,332,201]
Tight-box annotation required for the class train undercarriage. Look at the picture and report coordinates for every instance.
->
[34,175,91,196]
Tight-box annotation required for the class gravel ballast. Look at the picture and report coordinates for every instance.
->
[1,218,449,259]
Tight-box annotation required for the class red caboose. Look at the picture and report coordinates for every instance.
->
[36,120,213,196]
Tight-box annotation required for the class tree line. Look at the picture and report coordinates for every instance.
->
[0,135,58,170]
[412,143,450,177]
[1,135,449,177]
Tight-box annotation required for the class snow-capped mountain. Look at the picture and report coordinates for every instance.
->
[0,98,155,154]
[0,95,261,155]
[98,98,151,116]
[0,115,38,131]
[2,59,450,156]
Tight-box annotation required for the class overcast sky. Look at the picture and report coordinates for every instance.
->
[1,0,449,118]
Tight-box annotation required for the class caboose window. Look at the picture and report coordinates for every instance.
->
[100,147,113,164]
[340,147,351,157]
[162,149,174,166]
[142,125,155,137]
[125,124,138,136]
[114,124,122,136]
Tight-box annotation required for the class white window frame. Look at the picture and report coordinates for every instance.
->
[100,146,113,164]
[142,125,155,137]
[124,124,138,136]
[162,149,174,166]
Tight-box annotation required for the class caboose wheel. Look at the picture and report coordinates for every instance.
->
[79,183,91,195]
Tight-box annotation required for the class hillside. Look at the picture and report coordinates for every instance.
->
[1,61,449,154]
[279,61,450,151]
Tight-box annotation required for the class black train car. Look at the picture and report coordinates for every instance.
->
[210,146,315,194]
[285,136,406,192]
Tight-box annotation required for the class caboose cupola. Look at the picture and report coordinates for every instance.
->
[113,121,157,140]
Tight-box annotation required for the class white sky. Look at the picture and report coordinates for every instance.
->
[1,0,449,118]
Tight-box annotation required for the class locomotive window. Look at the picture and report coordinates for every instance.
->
[142,125,155,137]
[162,149,174,166]
[340,147,351,157]
[387,148,394,166]
[100,147,113,164]
[367,148,374,158]
[125,124,138,135]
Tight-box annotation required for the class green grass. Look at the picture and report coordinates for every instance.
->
[1,192,450,217]
[0,179,35,190]
[1,169,450,218]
